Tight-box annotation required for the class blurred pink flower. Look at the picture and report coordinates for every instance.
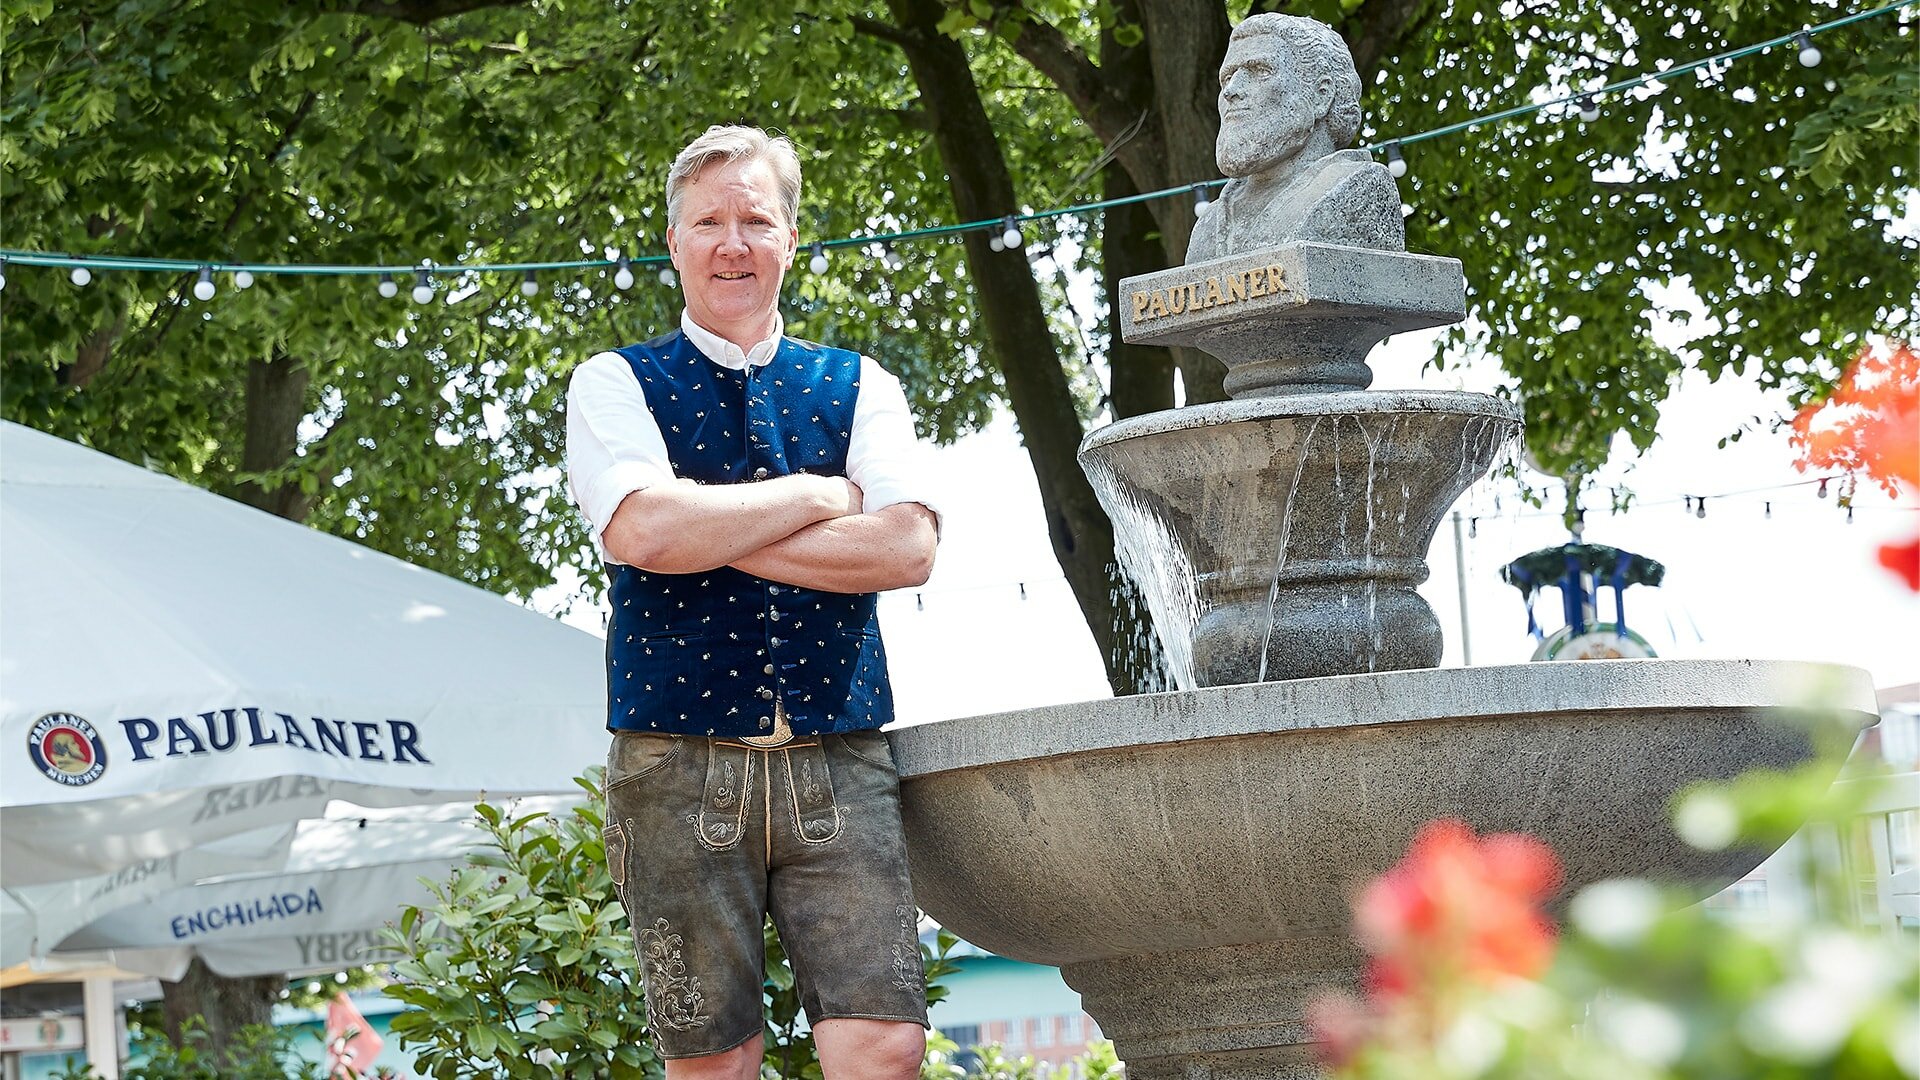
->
[1355,820,1562,998]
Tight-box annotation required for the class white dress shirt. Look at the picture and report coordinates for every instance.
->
[567,311,939,563]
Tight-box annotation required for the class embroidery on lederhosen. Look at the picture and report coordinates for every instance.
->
[783,741,840,844]
[693,743,750,850]
[889,904,923,993]
[637,918,711,1032]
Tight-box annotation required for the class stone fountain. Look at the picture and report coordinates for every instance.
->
[888,14,1880,1080]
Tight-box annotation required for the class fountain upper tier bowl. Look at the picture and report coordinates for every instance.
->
[889,659,1877,1079]
[1081,391,1522,686]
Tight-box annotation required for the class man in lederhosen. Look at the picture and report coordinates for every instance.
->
[566,124,939,1080]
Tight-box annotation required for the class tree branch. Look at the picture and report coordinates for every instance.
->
[998,15,1137,150]
[1343,0,1436,85]
[849,14,919,51]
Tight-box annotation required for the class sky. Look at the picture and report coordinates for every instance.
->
[858,331,1920,726]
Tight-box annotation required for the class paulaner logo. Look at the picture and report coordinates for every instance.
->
[29,713,107,787]
[118,707,431,765]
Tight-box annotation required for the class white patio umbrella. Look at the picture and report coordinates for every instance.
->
[1,822,298,969]
[0,421,609,913]
[45,798,581,979]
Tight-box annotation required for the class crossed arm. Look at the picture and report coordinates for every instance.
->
[600,474,937,594]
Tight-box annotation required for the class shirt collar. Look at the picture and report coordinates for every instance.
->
[680,310,784,370]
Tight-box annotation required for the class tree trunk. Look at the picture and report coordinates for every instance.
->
[229,349,317,522]
[165,352,317,1053]
[873,0,1159,693]
[160,958,283,1055]
[1102,163,1176,421]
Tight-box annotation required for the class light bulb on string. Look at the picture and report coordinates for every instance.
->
[70,265,92,287]
[233,269,254,290]
[1794,30,1821,68]
[1695,496,1707,519]
[658,266,678,287]
[1384,142,1408,179]
[613,255,634,291]
[1764,501,1772,519]
[1683,495,1693,515]
[378,273,399,299]
[412,268,434,305]
[882,243,904,272]
[1577,95,1600,123]
[1817,477,1829,498]
[808,242,829,275]
[1192,184,1211,216]
[987,230,1005,253]
[1468,517,1478,539]
[193,267,217,302]
[1000,216,1024,249]
[0,258,8,292]
[520,270,539,298]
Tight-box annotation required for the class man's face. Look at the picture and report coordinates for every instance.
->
[1216,34,1324,178]
[667,156,798,339]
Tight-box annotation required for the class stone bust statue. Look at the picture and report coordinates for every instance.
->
[1186,14,1406,262]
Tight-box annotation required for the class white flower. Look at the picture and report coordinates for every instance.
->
[1890,1015,1919,1078]
[1674,790,1740,850]
[1570,878,1664,947]
[1594,995,1687,1067]
[1438,1012,1506,1076]
[1740,980,1856,1063]
[1801,929,1897,997]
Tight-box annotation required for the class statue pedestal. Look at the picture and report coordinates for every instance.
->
[1118,243,1466,399]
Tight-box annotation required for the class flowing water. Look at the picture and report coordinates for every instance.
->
[1084,401,1521,689]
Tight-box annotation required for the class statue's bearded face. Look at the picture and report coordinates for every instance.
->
[1215,34,1323,179]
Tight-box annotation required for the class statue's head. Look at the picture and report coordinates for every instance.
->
[1216,15,1363,180]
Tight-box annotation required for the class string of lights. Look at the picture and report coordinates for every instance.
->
[0,0,1909,301]
[1464,472,1920,536]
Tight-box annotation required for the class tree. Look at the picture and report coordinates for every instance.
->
[5,0,1912,686]
[947,0,1915,484]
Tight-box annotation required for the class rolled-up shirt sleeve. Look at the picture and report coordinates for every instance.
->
[565,351,675,558]
[848,356,942,531]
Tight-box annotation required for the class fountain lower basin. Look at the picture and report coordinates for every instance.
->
[889,659,1877,1079]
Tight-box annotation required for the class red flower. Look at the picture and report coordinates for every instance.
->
[1792,343,1919,495]
[1793,343,1919,591]
[1880,538,1920,592]
[1354,820,1563,999]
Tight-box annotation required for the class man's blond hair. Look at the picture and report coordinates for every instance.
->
[666,125,802,228]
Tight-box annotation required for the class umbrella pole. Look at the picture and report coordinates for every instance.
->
[82,973,120,1079]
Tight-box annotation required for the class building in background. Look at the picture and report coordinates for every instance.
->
[926,934,1103,1071]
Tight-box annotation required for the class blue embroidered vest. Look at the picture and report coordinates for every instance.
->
[602,330,894,738]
